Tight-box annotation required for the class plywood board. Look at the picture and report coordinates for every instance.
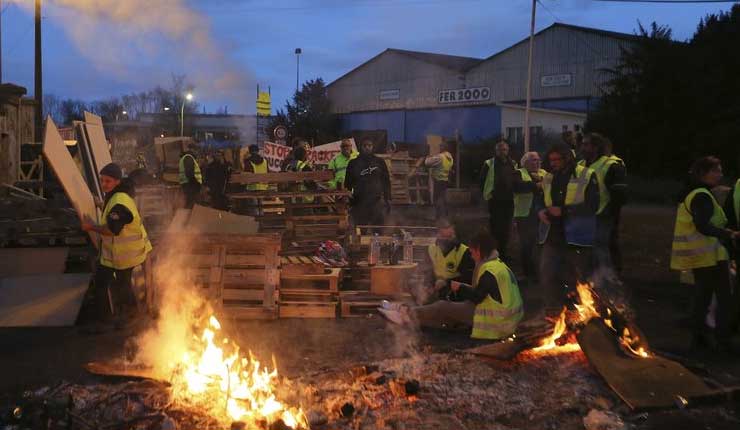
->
[577,319,714,411]
[83,112,113,172]
[43,117,99,246]
[0,248,69,277]
[0,273,91,327]
[187,204,259,235]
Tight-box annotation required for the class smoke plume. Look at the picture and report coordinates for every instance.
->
[11,0,254,112]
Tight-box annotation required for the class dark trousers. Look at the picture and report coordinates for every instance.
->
[488,199,514,262]
[181,182,201,209]
[540,240,593,313]
[595,212,623,273]
[516,215,539,279]
[351,201,385,228]
[610,209,623,272]
[209,192,229,211]
[93,265,134,320]
[433,180,448,219]
[692,261,733,340]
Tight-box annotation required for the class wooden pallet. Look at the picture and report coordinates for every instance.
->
[279,290,338,318]
[280,268,342,293]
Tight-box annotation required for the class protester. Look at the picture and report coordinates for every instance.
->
[670,156,739,353]
[536,143,599,317]
[480,139,517,261]
[344,139,392,227]
[420,218,475,304]
[203,150,231,211]
[579,133,627,272]
[379,231,523,341]
[512,151,545,284]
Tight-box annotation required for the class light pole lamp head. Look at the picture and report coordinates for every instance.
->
[185,93,194,101]
[295,48,302,55]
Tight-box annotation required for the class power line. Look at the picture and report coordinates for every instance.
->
[594,0,739,3]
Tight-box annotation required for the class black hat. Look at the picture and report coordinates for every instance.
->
[249,144,260,153]
[100,163,123,180]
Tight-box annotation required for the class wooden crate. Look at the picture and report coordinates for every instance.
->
[280,268,342,293]
[339,291,413,318]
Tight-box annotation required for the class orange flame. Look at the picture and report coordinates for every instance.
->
[532,308,578,352]
[169,315,307,428]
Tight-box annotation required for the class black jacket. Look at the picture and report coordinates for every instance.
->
[204,160,231,194]
[344,154,391,206]
[480,157,517,202]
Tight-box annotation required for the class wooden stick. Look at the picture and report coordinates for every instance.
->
[230,170,333,184]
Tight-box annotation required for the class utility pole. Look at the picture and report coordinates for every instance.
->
[295,48,302,94]
[0,0,3,83]
[523,0,536,153]
[34,0,43,141]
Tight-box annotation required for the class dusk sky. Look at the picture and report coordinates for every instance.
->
[1,0,734,114]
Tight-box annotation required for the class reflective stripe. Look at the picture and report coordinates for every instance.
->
[247,160,269,191]
[673,232,706,243]
[100,192,152,270]
[483,158,495,200]
[432,152,453,182]
[672,242,724,257]
[178,154,203,184]
[101,233,144,245]
[571,166,590,204]
[474,305,523,319]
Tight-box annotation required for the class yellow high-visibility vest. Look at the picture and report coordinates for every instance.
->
[670,188,729,270]
[178,153,202,185]
[471,258,523,340]
[514,168,546,218]
[431,152,453,182]
[327,151,358,189]
[542,164,593,208]
[579,155,624,214]
[247,159,269,191]
[100,192,152,270]
[428,243,469,281]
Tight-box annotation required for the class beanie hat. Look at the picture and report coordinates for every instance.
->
[100,163,123,180]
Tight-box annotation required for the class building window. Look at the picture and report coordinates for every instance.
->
[506,127,523,147]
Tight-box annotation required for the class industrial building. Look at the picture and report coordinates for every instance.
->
[327,23,636,153]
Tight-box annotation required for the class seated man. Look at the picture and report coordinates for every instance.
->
[380,232,523,340]
[420,218,474,303]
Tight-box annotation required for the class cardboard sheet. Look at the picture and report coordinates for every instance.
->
[83,112,113,173]
[187,204,259,235]
[43,117,99,246]
[0,273,91,327]
[0,248,69,277]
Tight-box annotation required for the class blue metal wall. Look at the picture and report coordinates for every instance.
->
[339,105,502,144]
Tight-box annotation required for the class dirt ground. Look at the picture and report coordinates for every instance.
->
[2,204,740,429]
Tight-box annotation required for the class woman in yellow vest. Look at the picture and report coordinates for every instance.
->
[82,163,152,328]
[670,156,739,351]
[379,232,523,340]
[512,151,545,284]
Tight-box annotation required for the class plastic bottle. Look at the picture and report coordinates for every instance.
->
[369,233,380,266]
[402,230,413,264]
[390,234,401,265]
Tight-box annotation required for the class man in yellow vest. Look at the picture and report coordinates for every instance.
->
[379,232,523,340]
[480,139,517,261]
[579,133,627,272]
[512,151,545,284]
[178,143,202,209]
[327,139,358,190]
[536,143,599,316]
[243,144,269,191]
[724,177,740,275]
[421,218,475,303]
[81,163,152,330]
[422,141,454,218]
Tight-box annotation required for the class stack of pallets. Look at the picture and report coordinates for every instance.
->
[279,267,342,318]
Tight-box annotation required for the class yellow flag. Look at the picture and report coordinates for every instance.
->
[257,91,271,116]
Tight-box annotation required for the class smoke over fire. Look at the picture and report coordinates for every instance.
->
[10,0,254,112]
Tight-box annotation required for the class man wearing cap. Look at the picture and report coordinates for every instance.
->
[327,139,358,190]
[422,141,454,218]
[179,143,202,209]
[421,218,475,304]
[81,163,152,329]
[204,150,232,210]
[243,144,269,191]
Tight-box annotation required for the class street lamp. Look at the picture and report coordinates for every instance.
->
[180,92,193,136]
[295,48,302,93]
[163,106,170,111]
